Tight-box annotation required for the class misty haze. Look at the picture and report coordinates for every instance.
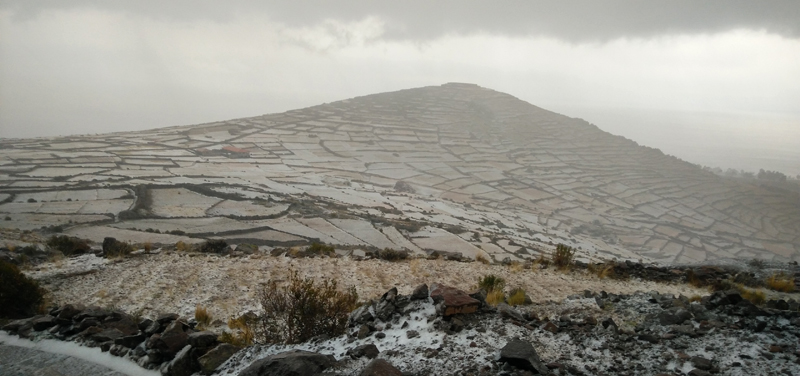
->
[1,2,799,376]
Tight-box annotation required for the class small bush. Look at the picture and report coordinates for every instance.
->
[0,259,45,318]
[377,248,408,261]
[748,258,765,270]
[175,241,190,252]
[507,288,527,306]
[486,290,505,306]
[256,269,358,344]
[103,237,134,258]
[689,295,702,303]
[47,235,90,256]
[195,305,213,330]
[306,242,335,255]
[198,239,228,254]
[765,273,795,293]
[27,198,37,203]
[552,244,576,270]
[477,274,506,293]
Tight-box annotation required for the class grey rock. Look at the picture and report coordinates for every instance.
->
[658,308,692,325]
[162,345,198,376]
[498,303,525,322]
[114,333,145,348]
[32,315,58,331]
[410,284,429,300]
[188,331,218,348]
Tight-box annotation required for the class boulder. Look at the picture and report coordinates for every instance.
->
[498,303,525,322]
[188,331,218,349]
[410,284,429,300]
[104,316,140,336]
[499,338,549,374]
[430,284,481,316]
[57,304,85,321]
[91,328,124,343]
[160,321,190,355]
[347,344,380,359]
[114,333,146,348]
[157,313,180,325]
[2,317,35,333]
[237,350,334,376]
[32,315,57,331]
[359,359,403,376]
[162,345,199,376]
[198,343,239,375]
[236,243,259,254]
[73,306,109,322]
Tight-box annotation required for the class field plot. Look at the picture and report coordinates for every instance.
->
[20,167,107,177]
[221,229,305,244]
[410,227,486,260]
[66,225,200,245]
[328,218,398,249]
[149,188,221,217]
[110,217,258,234]
[0,213,110,231]
[11,189,129,203]
[207,200,289,217]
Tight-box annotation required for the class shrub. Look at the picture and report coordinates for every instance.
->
[748,258,764,270]
[195,305,213,330]
[689,295,702,303]
[27,198,36,203]
[377,248,408,261]
[486,290,505,306]
[256,270,358,344]
[552,244,576,270]
[477,274,506,293]
[306,242,335,255]
[508,261,524,273]
[198,239,228,254]
[103,238,134,258]
[507,288,527,306]
[0,259,45,318]
[47,235,90,256]
[765,273,795,293]
[175,241,190,252]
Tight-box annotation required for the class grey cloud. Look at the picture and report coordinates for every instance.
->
[4,0,799,41]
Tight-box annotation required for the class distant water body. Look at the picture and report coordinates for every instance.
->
[551,107,800,177]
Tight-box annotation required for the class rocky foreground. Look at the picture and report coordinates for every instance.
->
[3,280,800,376]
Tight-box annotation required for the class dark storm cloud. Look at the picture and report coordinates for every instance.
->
[4,0,800,41]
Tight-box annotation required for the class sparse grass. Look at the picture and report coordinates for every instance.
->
[748,258,765,270]
[533,254,550,269]
[588,262,615,279]
[507,288,526,306]
[765,273,795,293]
[508,261,524,274]
[552,243,575,270]
[486,290,505,306]
[143,242,152,253]
[689,295,702,303]
[477,274,506,293]
[195,305,213,330]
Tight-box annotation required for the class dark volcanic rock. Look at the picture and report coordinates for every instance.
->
[237,350,334,376]
[198,343,239,375]
[347,343,380,359]
[499,338,549,374]
[410,283,429,300]
[31,315,57,331]
[188,331,218,349]
[359,358,403,376]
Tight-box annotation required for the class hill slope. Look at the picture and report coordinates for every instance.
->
[0,83,798,263]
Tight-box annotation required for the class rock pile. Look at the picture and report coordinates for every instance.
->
[2,304,238,376]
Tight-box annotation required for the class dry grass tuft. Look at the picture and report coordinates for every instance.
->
[765,273,795,293]
[486,290,505,306]
[475,253,491,265]
[689,295,703,303]
[508,261,524,274]
[175,241,190,252]
[507,288,526,306]
[195,305,213,330]
[552,243,576,270]
[739,287,766,305]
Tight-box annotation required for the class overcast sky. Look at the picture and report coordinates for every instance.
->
[1,1,798,173]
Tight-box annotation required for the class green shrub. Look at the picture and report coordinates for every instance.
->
[256,270,358,344]
[47,235,91,256]
[306,242,335,255]
[477,274,506,293]
[0,259,45,318]
[552,244,576,270]
[198,239,228,254]
[377,248,408,261]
